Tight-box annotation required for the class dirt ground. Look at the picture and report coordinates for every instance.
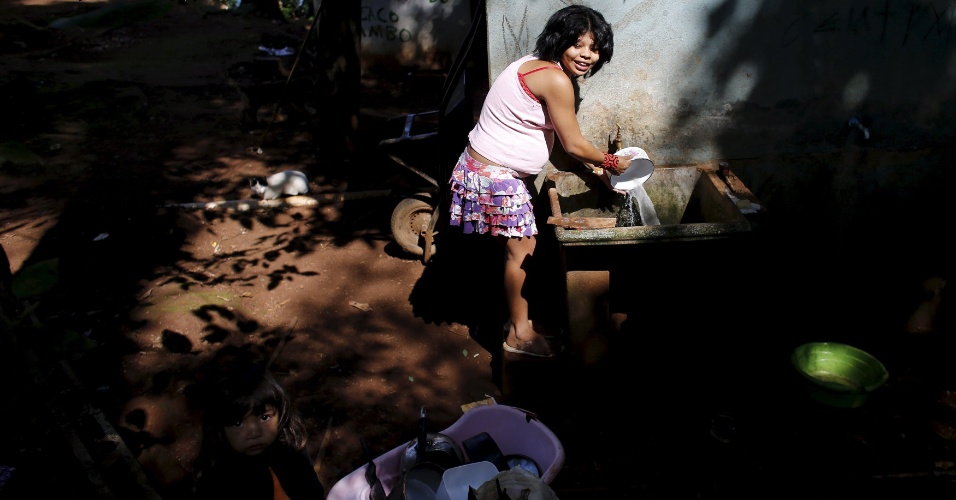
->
[3,1,956,499]
[0,1,509,498]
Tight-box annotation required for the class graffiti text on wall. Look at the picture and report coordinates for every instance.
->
[361,5,412,42]
[499,7,531,62]
[780,0,955,47]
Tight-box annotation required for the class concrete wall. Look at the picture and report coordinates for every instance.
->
[483,0,956,263]
[361,0,472,71]
[486,0,956,163]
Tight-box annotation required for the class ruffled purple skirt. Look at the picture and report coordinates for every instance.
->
[448,149,537,237]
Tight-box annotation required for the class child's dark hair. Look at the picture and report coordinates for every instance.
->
[201,362,308,459]
[533,5,614,77]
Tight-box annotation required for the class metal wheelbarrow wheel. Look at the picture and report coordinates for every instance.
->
[390,196,438,258]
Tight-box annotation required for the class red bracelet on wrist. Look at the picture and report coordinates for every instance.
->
[601,153,620,173]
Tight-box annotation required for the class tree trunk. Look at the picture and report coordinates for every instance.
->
[311,1,361,163]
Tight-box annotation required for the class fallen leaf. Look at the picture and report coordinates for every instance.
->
[349,301,372,312]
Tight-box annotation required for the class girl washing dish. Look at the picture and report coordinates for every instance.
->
[447,5,635,357]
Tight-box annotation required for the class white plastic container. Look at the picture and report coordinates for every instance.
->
[434,461,499,500]
[609,146,654,191]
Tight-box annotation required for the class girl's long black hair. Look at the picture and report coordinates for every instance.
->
[533,5,614,77]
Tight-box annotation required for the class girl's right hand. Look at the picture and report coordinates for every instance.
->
[603,155,635,195]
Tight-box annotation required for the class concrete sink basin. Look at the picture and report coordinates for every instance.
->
[545,163,762,246]
[542,163,767,364]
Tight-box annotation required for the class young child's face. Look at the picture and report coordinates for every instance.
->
[224,404,280,456]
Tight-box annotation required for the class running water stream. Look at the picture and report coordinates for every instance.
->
[617,183,660,226]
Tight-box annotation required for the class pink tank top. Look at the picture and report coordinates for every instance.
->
[467,55,563,176]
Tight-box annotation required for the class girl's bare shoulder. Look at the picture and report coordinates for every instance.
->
[522,61,572,97]
[517,58,562,74]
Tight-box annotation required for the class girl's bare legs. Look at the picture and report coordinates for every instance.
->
[502,235,551,353]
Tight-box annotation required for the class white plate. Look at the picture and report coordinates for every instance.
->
[609,146,654,190]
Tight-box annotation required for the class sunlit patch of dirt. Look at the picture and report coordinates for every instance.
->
[1,2,499,497]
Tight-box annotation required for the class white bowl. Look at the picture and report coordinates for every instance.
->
[609,146,654,190]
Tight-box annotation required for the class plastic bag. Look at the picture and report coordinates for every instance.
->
[474,468,558,500]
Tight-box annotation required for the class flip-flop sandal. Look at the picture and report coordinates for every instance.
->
[502,321,561,340]
[502,337,563,358]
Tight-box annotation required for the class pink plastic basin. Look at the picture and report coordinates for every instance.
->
[327,404,565,500]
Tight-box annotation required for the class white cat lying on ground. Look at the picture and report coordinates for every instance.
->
[250,170,309,200]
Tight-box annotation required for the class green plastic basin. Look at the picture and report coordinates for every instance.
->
[791,342,889,408]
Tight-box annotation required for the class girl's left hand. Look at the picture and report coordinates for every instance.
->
[598,169,628,195]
